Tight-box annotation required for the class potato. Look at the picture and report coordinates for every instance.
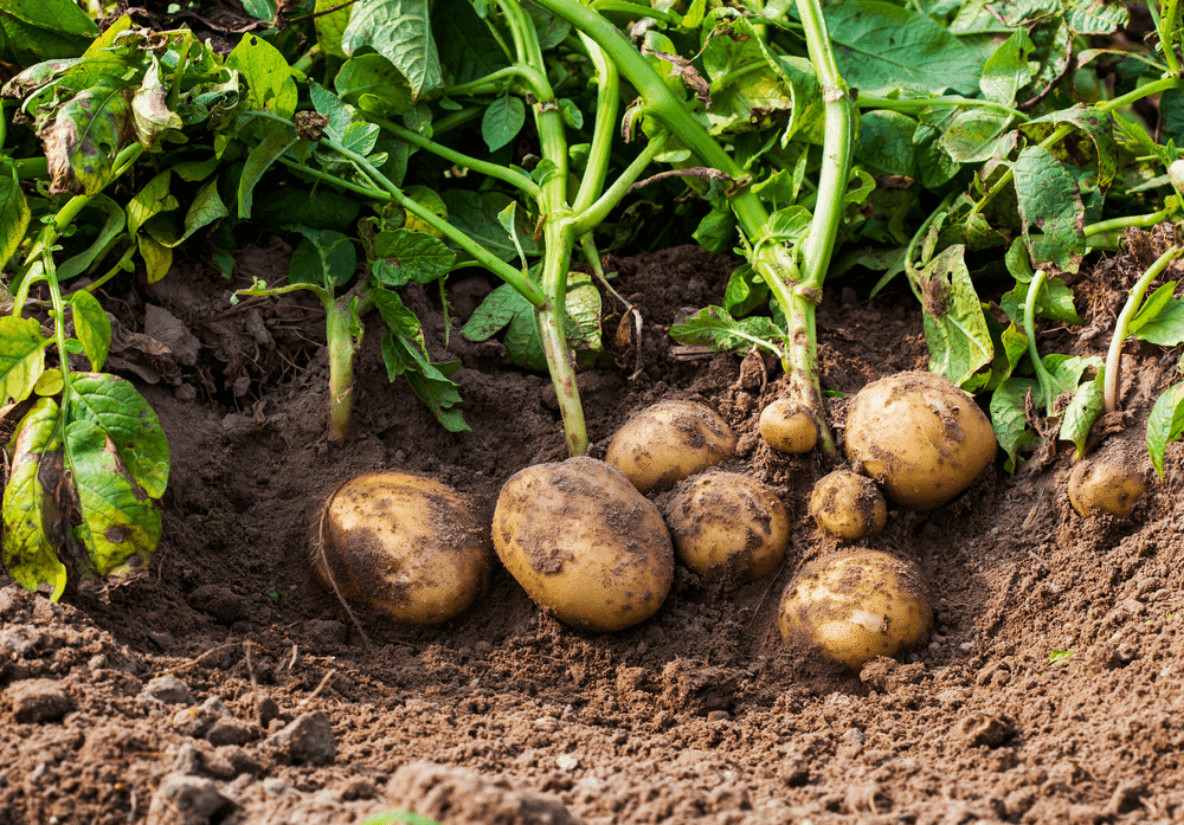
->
[779,549,932,670]
[759,398,819,454]
[493,457,673,632]
[605,400,736,493]
[313,471,491,625]
[845,371,996,510]
[1068,457,1147,517]
[809,470,887,541]
[662,472,789,581]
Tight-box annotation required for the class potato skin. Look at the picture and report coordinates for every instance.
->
[314,472,491,625]
[809,470,887,541]
[1068,458,1147,517]
[605,400,736,493]
[845,371,996,510]
[493,457,674,632]
[779,549,931,670]
[663,472,789,581]
[759,399,819,454]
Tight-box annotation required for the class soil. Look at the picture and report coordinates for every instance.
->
[3,239,1184,825]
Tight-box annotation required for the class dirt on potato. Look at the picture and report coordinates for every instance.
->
[3,242,1184,824]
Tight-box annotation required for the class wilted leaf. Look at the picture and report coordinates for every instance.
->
[41,77,134,195]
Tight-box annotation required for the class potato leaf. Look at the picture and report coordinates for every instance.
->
[669,306,785,358]
[341,0,443,100]
[0,159,30,271]
[1014,146,1085,272]
[0,315,49,404]
[371,228,455,286]
[1058,370,1103,457]
[70,290,111,372]
[980,29,1034,105]
[1,399,67,599]
[67,373,170,500]
[1131,285,1184,347]
[912,245,993,388]
[481,96,525,153]
[58,195,126,281]
[41,76,134,195]
[227,34,297,117]
[290,228,358,290]
[334,54,414,116]
[1147,381,1184,477]
[990,376,1041,471]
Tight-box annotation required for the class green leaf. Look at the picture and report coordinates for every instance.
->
[254,188,360,231]
[1147,381,1184,477]
[128,171,177,234]
[146,178,229,248]
[668,306,785,357]
[825,1,984,95]
[481,96,525,153]
[0,0,98,37]
[913,245,993,387]
[1000,240,1083,325]
[990,376,1040,470]
[0,315,49,404]
[854,110,917,176]
[939,107,1014,163]
[2,399,67,599]
[435,0,509,85]
[71,290,111,372]
[1058,370,1103,457]
[64,416,161,578]
[693,205,735,254]
[290,229,357,290]
[238,121,296,219]
[68,373,170,499]
[41,76,135,196]
[441,190,540,261]
[1131,285,1184,347]
[371,228,455,286]
[461,283,546,369]
[227,34,297,117]
[980,29,1033,104]
[361,809,441,825]
[315,0,351,58]
[138,235,172,284]
[335,54,414,116]
[0,159,29,271]
[58,195,126,281]
[724,265,769,317]
[341,0,443,100]
[1014,146,1085,272]
[241,0,276,19]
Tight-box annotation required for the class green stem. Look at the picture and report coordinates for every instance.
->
[857,94,1027,121]
[570,135,664,235]
[1104,244,1183,412]
[292,45,323,76]
[41,252,74,441]
[1158,0,1181,75]
[326,296,355,442]
[570,35,620,217]
[367,114,540,197]
[1084,207,1175,239]
[499,0,587,456]
[1022,269,1055,407]
[14,157,48,180]
[443,65,545,97]
[590,0,681,24]
[68,245,137,295]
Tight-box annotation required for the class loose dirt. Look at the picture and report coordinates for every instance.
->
[2,241,1183,825]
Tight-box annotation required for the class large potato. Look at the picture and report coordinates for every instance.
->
[493,457,673,632]
[779,549,931,670]
[809,470,887,541]
[845,371,996,510]
[605,400,736,493]
[313,471,491,625]
[663,472,789,581]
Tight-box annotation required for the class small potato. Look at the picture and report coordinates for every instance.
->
[759,399,818,454]
[313,471,491,625]
[663,472,790,581]
[779,549,931,670]
[493,457,673,632]
[809,470,887,541]
[845,371,996,510]
[1068,457,1147,517]
[606,400,736,493]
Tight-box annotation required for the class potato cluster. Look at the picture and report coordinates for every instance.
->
[310,370,1001,673]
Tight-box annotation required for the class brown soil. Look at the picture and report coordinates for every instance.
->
[3,241,1184,825]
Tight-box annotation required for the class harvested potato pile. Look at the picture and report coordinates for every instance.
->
[845,371,996,510]
[779,549,932,669]
[606,400,736,492]
[313,471,491,625]
[662,472,789,581]
[493,457,674,632]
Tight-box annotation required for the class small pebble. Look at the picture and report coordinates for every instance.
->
[141,676,196,706]
[8,679,73,723]
[146,774,231,825]
[556,754,580,771]
[267,711,335,765]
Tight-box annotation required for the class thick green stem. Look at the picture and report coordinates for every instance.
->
[570,35,620,217]
[1104,244,1183,412]
[570,136,664,235]
[1084,207,1175,239]
[326,296,355,442]
[499,0,587,455]
[1158,0,1181,75]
